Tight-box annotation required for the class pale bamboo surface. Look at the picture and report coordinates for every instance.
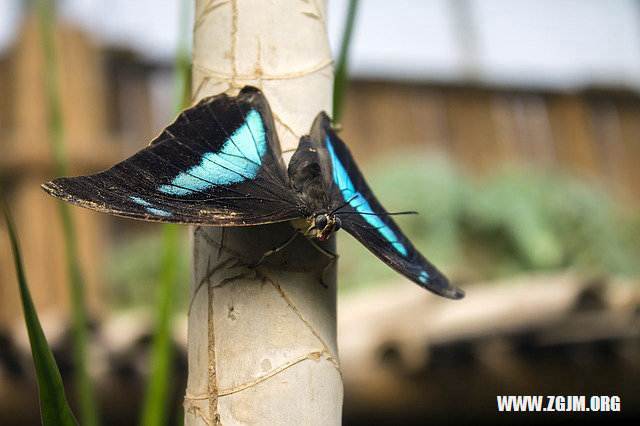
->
[184,1,342,425]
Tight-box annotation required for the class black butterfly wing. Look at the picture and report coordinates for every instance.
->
[42,86,305,226]
[311,113,464,299]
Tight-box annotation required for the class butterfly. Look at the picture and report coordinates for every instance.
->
[42,86,464,299]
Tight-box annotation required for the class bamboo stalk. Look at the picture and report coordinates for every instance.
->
[184,1,342,424]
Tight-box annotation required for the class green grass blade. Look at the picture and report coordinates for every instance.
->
[141,224,181,426]
[141,2,191,425]
[1,198,78,426]
[332,0,359,123]
[35,1,98,424]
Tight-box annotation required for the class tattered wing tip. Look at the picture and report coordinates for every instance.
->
[41,180,61,198]
[238,85,270,106]
[239,85,263,96]
[448,286,465,300]
[41,178,83,207]
[424,274,465,300]
[433,283,465,300]
[309,110,331,133]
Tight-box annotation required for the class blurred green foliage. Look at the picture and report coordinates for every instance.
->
[103,232,190,311]
[103,151,640,302]
[338,152,640,291]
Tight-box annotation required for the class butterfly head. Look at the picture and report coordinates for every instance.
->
[300,213,341,241]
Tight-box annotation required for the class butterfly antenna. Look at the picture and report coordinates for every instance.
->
[331,194,359,215]
[338,211,419,216]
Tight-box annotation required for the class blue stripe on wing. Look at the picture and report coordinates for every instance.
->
[325,136,408,257]
[158,109,267,195]
[129,196,173,217]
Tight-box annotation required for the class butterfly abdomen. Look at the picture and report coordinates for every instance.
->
[288,137,331,214]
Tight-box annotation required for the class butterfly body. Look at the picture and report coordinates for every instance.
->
[42,86,463,299]
[287,133,343,242]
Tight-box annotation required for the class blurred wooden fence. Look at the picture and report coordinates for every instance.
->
[341,81,640,202]
[0,16,113,326]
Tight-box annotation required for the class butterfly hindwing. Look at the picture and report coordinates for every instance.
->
[310,113,464,299]
[42,87,305,225]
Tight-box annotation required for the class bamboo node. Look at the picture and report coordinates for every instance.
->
[183,393,214,426]
[191,58,333,83]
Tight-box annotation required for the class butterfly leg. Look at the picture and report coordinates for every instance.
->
[250,231,300,268]
[307,239,338,288]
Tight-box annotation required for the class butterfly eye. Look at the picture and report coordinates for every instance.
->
[314,214,328,230]
[333,217,341,232]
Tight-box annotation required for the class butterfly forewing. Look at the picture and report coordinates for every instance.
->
[42,87,304,226]
[311,113,464,299]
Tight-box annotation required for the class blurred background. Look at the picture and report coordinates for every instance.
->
[0,0,639,424]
